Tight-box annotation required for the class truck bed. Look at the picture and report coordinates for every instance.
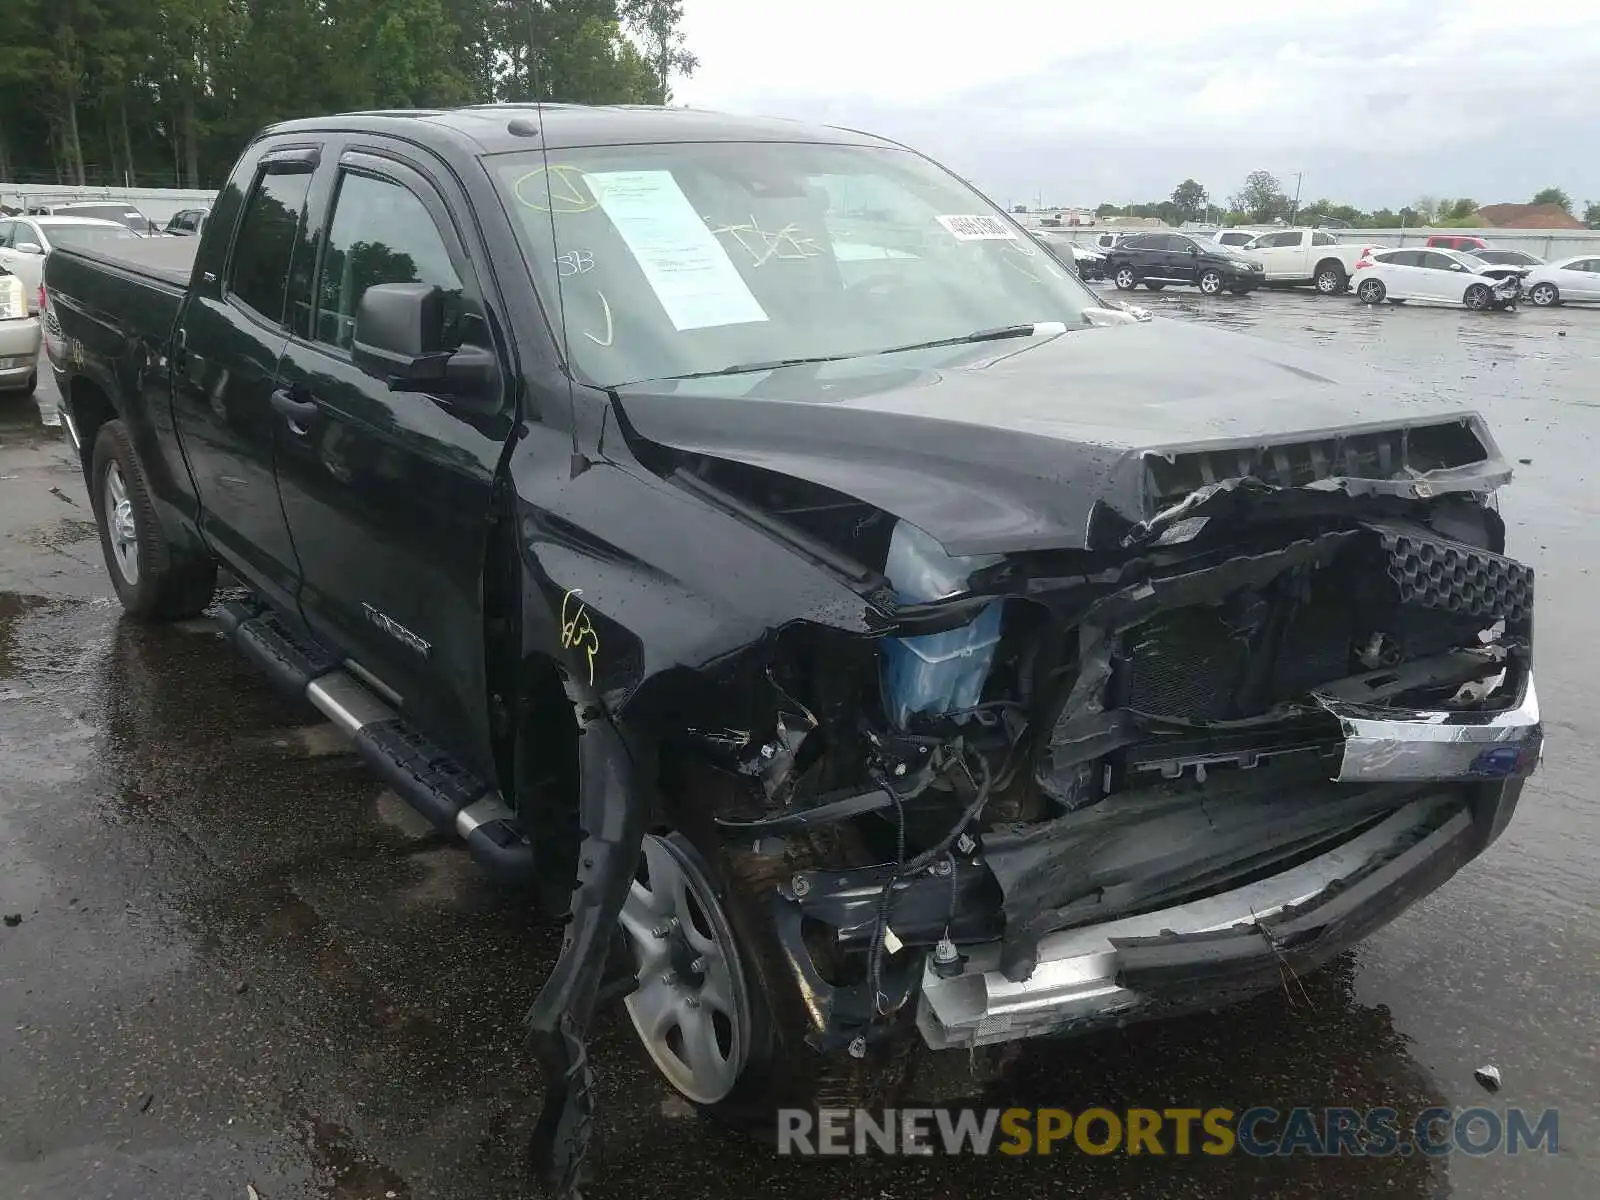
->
[59,236,199,290]
[45,240,192,382]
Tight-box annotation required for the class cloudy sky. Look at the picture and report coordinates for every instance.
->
[673,0,1599,214]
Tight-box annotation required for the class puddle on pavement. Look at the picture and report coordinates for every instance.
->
[0,591,48,676]
[298,1113,412,1199]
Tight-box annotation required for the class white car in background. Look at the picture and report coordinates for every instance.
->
[1352,246,1523,310]
[1241,227,1371,293]
[0,215,141,312]
[1521,254,1600,307]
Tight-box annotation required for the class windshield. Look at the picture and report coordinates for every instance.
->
[491,141,1099,387]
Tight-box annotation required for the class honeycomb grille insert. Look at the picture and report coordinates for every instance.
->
[1379,527,1533,623]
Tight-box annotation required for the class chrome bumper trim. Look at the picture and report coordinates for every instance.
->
[1317,668,1542,783]
[917,795,1456,1049]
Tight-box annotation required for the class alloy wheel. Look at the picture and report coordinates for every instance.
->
[103,462,140,586]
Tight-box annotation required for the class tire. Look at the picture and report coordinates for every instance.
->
[620,781,910,1134]
[1144,282,1165,292]
[1528,282,1559,307]
[1198,270,1224,296]
[1463,283,1493,311]
[1113,266,1137,290]
[1314,264,1346,294]
[89,419,217,620]
[1356,278,1386,304]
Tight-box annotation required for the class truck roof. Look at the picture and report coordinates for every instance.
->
[262,104,898,155]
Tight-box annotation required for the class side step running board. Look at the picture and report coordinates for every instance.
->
[217,599,534,883]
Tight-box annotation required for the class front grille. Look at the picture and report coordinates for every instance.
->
[1143,420,1492,507]
[1377,525,1533,623]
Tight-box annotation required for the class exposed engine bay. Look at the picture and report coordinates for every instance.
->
[667,415,1540,1052]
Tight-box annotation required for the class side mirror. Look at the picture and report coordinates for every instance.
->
[350,282,499,408]
[14,241,43,255]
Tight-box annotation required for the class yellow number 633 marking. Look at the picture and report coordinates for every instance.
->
[560,588,600,686]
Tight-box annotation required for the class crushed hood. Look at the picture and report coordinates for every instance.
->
[611,319,1509,555]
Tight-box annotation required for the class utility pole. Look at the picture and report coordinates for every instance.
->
[1289,172,1304,224]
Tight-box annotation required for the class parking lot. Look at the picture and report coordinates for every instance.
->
[2,288,1596,1199]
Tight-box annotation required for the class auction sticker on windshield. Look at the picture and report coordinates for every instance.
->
[936,214,1019,241]
[583,170,770,331]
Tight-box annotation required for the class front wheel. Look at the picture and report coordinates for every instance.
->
[90,419,217,620]
[1463,283,1493,311]
[1113,266,1137,290]
[617,818,910,1132]
[1356,278,1386,304]
[1314,265,1347,294]
[1528,282,1559,307]
[1198,270,1224,295]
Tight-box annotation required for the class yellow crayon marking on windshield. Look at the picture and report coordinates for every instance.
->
[514,165,597,213]
[560,588,600,686]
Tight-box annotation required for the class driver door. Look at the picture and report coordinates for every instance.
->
[270,146,514,780]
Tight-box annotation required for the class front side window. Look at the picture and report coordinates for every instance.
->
[226,169,313,324]
[313,172,463,351]
[492,140,1097,388]
[1312,231,1337,246]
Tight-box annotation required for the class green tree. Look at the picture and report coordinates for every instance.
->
[1531,187,1572,214]
[1442,197,1478,221]
[0,0,695,187]
[1229,170,1285,223]
[1411,195,1438,223]
[1585,201,1600,229]
[1170,178,1208,223]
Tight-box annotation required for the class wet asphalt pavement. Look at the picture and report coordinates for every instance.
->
[2,290,1597,1199]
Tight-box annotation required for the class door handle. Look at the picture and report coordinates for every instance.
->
[270,387,319,431]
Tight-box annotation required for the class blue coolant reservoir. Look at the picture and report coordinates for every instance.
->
[880,520,1004,728]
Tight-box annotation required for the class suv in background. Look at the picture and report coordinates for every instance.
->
[1425,233,1490,252]
[1105,231,1265,295]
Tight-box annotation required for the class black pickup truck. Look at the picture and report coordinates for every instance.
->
[45,105,1542,1191]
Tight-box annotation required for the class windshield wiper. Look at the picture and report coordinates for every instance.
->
[639,322,1070,384]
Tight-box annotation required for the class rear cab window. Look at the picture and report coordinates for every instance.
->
[225,166,314,326]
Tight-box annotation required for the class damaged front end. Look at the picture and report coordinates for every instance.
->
[667,412,1540,1055]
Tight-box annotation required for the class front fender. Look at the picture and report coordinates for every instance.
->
[511,443,878,715]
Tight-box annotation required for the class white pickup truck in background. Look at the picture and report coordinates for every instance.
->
[1242,228,1371,294]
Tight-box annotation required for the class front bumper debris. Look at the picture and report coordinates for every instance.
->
[917,789,1500,1049]
[1315,666,1541,783]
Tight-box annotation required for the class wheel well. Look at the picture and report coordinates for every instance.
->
[68,377,117,469]
[515,653,583,912]
[1315,257,1345,276]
